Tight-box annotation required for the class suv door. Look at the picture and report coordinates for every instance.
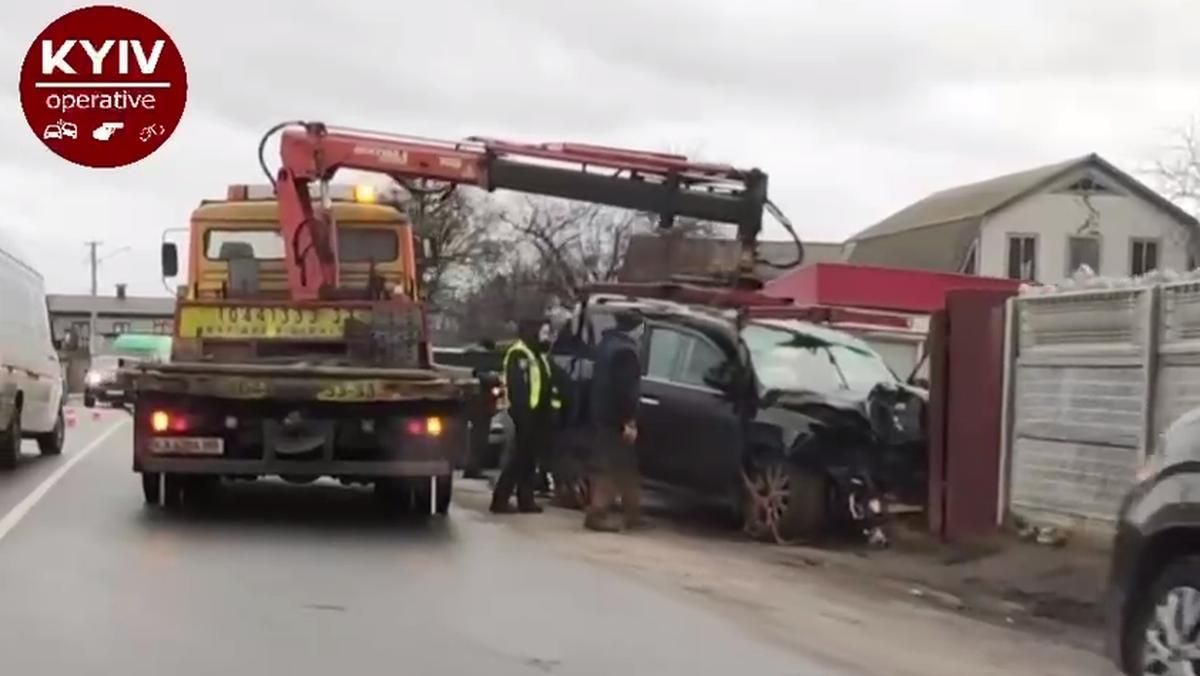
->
[661,331,742,492]
[636,324,687,481]
[639,325,741,492]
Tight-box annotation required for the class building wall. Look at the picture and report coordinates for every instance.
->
[978,173,1190,282]
[50,313,173,353]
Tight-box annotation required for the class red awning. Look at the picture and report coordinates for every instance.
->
[762,263,1022,314]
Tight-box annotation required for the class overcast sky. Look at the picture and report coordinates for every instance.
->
[3,0,1199,296]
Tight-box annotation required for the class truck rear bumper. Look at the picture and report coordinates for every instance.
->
[136,457,451,477]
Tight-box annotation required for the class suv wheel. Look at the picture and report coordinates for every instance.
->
[742,459,827,544]
[1128,555,1200,675]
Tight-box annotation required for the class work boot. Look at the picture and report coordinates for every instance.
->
[584,511,622,532]
[618,472,643,530]
[489,497,517,514]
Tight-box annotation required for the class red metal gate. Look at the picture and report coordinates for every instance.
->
[927,288,1016,541]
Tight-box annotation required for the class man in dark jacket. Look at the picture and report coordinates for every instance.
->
[584,309,645,532]
[491,318,561,514]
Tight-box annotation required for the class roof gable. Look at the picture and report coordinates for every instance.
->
[850,154,1198,243]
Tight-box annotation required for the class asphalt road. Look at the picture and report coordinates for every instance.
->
[0,408,841,676]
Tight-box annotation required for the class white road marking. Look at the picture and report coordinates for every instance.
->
[0,418,129,543]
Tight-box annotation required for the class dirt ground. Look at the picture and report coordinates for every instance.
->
[457,477,1116,676]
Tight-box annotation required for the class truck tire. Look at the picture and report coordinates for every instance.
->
[37,408,65,456]
[435,474,452,515]
[163,474,185,510]
[374,479,410,515]
[410,478,433,517]
[142,472,161,505]
[0,406,22,472]
[83,393,96,408]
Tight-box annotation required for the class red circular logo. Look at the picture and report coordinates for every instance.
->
[18,5,187,169]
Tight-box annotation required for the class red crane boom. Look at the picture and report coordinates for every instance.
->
[268,121,801,300]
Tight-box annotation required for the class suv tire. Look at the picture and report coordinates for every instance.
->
[1126,554,1200,675]
[743,459,827,543]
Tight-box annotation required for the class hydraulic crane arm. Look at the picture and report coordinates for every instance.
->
[265,121,802,300]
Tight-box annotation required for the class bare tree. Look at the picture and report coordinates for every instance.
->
[1151,121,1200,265]
[500,196,719,300]
[1153,121,1200,218]
[396,184,504,306]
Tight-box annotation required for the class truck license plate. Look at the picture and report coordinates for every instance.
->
[176,304,372,340]
[148,437,224,456]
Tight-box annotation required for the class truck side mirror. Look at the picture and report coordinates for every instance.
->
[161,242,179,278]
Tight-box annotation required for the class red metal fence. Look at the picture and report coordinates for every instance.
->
[927,288,1017,541]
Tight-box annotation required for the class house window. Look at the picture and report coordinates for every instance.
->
[1067,236,1101,275]
[1064,177,1114,195]
[1006,235,1037,281]
[1131,239,1159,276]
[112,321,131,335]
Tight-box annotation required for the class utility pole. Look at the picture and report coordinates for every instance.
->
[85,241,101,355]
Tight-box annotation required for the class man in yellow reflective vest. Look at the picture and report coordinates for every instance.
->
[490,317,562,513]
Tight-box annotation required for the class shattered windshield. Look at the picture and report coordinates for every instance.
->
[742,320,897,394]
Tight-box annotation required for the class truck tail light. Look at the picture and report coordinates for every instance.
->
[150,410,189,433]
[151,410,170,433]
[405,417,444,437]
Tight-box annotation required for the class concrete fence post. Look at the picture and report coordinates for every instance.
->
[1140,286,1162,460]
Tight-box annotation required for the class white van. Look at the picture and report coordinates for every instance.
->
[0,238,65,470]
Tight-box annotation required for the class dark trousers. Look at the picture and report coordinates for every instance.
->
[492,416,550,508]
[585,426,641,528]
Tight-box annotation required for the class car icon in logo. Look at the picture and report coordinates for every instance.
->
[43,124,63,140]
[61,122,78,139]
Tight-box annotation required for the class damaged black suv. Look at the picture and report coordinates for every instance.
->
[553,290,929,544]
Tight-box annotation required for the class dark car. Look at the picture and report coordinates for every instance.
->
[1106,406,1200,675]
[432,345,508,469]
[83,355,127,408]
[552,296,928,543]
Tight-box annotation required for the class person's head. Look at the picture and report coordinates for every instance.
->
[517,318,547,347]
[613,309,644,340]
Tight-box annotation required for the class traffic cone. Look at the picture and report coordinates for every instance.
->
[65,409,77,428]
[92,410,101,421]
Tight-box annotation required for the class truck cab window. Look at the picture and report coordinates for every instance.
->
[338,229,399,263]
[205,230,285,260]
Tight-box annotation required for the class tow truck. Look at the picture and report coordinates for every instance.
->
[131,120,801,514]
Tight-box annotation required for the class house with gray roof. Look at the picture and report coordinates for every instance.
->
[843,154,1199,283]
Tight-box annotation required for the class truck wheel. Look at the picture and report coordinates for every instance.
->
[142,472,161,505]
[409,478,433,517]
[0,407,22,472]
[435,474,452,515]
[83,393,96,408]
[163,475,184,510]
[37,408,65,456]
[743,460,827,543]
[374,479,410,514]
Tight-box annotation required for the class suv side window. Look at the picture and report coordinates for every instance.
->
[646,327,686,379]
[677,335,725,388]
